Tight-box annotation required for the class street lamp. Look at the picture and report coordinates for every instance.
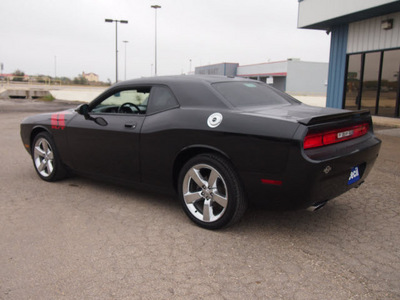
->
[0,63,3,85]
[105,18,128,83]
[151,5,161,76]
[123,40,129,80]
[54,56,57,79]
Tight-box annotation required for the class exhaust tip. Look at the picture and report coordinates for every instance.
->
[307,201,327,212]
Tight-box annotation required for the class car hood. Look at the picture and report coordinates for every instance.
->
[242,104,369,125]
[21,108,76,125]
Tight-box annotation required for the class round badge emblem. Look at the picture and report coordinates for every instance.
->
[207,113,223,128]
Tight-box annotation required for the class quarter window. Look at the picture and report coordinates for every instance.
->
[146,86,179,114]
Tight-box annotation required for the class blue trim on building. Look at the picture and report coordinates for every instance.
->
[326,24,348,109]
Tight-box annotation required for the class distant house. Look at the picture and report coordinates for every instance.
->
[82,72,99,82]
[0,73,14,80]
[0,73,29,81]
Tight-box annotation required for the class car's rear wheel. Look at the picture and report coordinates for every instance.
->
[178,153,247,229]
[32,132,66,182]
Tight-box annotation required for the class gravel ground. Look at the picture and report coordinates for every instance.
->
[0,100,399,299]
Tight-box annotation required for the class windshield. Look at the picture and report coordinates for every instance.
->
[212,81,299,108]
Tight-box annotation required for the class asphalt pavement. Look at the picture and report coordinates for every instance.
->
[0,100,399,299]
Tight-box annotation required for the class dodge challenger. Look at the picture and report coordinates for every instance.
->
[20,75,381,229]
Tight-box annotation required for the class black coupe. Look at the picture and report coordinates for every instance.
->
[20,75,381,229]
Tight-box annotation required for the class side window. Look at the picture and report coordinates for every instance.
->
[146,86,179,114]
[91,87,151,114]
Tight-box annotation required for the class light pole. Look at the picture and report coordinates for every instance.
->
[123,40,129,80]
[151,5,161,76]
[0,63,3,86]
[105,18,128,83]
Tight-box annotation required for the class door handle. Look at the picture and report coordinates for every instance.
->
[125,122,137,129]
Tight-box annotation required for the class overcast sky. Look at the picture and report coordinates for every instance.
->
[0,0,331,82]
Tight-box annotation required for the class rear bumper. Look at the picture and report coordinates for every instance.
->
[241,134,381,209]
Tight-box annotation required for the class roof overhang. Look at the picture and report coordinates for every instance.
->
[237,72,287,77]
[298,0,400,30]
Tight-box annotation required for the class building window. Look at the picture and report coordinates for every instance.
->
[344,49,400,118]
[344,54,362,110]
[379,49,400,118]
[361,52,380,113]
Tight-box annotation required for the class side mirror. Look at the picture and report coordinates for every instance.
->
[76,104,90,117]
[94,117,108,126]
[75,104,108,126]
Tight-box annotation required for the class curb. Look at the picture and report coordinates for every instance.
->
[372,116,400,128]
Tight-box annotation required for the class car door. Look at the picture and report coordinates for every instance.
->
[66,87,150,182]
[139,85,181,187]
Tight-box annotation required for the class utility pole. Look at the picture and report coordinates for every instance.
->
[151,5,161,76]
[123,41,129,80]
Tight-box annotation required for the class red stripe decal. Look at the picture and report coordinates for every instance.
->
[51,113,58,129]
[58,113,65,129]
[51,113,66,130]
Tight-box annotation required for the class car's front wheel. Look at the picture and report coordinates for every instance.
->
[32,132,67,182]
[178,153,247,229]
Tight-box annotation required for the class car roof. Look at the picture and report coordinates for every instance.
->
[111,75,256,109]
[113,75,252,87]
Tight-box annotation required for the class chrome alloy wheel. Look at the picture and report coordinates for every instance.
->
[33,137,55,178]
[182,163,228,223]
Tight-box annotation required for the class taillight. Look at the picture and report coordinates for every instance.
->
[304,123,369,149]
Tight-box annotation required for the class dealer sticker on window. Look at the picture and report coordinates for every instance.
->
[348,166,360,185]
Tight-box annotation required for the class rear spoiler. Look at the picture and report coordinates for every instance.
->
[298,110,371,126]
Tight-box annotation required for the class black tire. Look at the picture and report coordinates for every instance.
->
[178,153,247,229]
[31,132,67,182]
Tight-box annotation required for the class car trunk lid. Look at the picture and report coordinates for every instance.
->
[244,103,369,124]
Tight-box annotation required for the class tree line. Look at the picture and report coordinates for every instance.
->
[3,70,111,86]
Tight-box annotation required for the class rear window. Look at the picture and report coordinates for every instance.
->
[212,81,297,108]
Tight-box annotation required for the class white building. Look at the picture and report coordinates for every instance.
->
[237,59,328,95]
[195,59,329,95]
